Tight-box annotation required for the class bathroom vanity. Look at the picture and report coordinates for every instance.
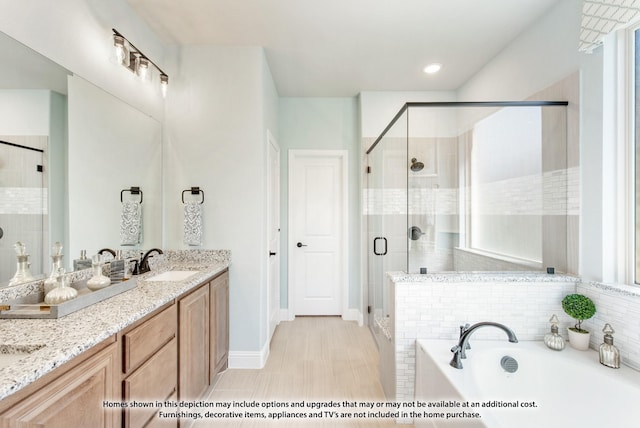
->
[0,251,229,428]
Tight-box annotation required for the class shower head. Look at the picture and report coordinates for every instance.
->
[410,158,424,172]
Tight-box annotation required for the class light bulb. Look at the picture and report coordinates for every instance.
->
[160,74,169,98]
[114,35,127,65]
[137,57,150,80]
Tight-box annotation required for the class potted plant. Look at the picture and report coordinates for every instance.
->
[561,293,596,350]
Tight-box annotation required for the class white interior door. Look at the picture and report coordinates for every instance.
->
[267,131,280,343]
[289,150,347,316]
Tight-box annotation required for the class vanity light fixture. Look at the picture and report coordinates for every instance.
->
[112,28,169,97]
[423,63,442,74]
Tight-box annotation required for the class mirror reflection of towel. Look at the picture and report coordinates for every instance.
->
[184,201,203,246]
[120,201,142,246]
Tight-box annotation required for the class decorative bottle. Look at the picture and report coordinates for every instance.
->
[44,242,64,295]
[599,323,620,369]
[44,268,78,304]
[544,314,565,351]
[8,242,35,286]
[86,254,111,291]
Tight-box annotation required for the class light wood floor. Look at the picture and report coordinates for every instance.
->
[194,316,411,427]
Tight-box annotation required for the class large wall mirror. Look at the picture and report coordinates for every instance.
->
[0,30,163,287]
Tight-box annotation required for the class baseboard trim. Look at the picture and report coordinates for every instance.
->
[228,340,270,369]
[278,308,363,325]
[342,308,363,326]
[280,308,294,322]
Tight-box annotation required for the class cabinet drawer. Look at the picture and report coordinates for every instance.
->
[123,304,177,373]
[145,391,178,427]
[123,338,177,428]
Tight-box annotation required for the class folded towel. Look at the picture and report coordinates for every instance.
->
[184,201,203,246]
[120,201,142,246]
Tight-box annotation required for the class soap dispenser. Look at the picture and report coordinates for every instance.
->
[544,314,565,351]
[109,250,126,283]
[73,250,92,271]
[599,323,620,369]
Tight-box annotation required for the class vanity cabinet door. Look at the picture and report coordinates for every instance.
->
[123,338,177,428]
[0,342,119,428]
[210,271,229,378]
[178,284,210,401]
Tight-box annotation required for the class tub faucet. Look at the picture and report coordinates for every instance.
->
[450,322,518,369]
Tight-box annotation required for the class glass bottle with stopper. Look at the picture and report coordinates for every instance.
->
[544,314,565,351]
[599,323,620,369]
[87,254,111,291]
[44,242,64,295]
[8,242,34,286]
[44,268,78,304]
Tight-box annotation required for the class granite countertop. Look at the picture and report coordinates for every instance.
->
[387,271,581,283]
[0,250,230,402]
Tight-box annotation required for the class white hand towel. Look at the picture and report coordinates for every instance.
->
[120,201,142,246]
[184,201,203,246]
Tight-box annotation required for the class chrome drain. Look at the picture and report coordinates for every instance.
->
[500,355,518,373]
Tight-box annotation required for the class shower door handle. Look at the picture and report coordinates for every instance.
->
[373,237,387,256]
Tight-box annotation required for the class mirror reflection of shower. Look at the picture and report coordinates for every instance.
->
[410,157,424,172]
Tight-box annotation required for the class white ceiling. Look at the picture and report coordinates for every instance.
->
[125,0,562,97]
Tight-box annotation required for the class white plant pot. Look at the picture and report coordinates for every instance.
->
[567,328,591,351]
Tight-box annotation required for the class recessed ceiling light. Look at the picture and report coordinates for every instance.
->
[423,63,442,74]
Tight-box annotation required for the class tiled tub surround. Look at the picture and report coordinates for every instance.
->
[576,281,640,371]
[383,271,580,404]
[0,249,230,401]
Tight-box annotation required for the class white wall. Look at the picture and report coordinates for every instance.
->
[457,0,582,102]
[0,90,51,135]
[278,97,360,313]
[360,91,458,140]
[164,45,276,361]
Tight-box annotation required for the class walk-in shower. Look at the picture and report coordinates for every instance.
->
[365,101,575,334]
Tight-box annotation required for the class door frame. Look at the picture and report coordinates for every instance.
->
[287,149,349,319]
[266,130,280,344]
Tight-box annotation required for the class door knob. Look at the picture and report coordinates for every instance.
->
[269,251,277,256]
[296,242,307,248]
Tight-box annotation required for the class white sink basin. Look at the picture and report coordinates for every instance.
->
[144,270,199,282]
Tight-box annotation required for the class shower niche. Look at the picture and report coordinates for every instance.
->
[365,101,576,335]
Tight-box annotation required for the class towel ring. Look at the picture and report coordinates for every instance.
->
[121,187,143,203]
[182,187,204,204]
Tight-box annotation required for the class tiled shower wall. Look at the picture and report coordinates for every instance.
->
[0,136,48,282]
[390,277,578,402]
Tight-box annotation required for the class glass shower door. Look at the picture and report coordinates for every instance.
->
[367,112,408,343]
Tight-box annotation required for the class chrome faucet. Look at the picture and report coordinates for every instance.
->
[132,248,163,275]
[450,322,518,369]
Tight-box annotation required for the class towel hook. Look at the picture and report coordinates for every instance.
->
[182,187,204,204]
[121,187,143,203]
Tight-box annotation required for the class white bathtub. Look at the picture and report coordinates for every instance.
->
[415,339,640,428]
